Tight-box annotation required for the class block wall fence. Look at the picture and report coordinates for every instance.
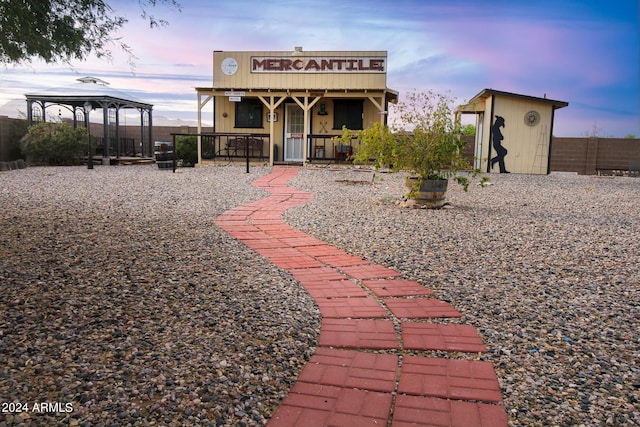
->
[2,116,638,175]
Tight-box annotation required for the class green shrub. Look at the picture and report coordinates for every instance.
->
[176,135,198,167]
[21,122,88,165]
[342,90,489,192]
[8,119,28,161]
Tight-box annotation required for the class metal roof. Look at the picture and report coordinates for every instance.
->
[457,88,568,113]
[25,77,153,110]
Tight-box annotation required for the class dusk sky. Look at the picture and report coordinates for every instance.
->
[1,0,638,137]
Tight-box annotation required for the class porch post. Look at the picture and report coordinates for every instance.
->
[259,95,287,166]
[291,95,320,165]
[302,100,309,164]
[196,92,213,165]
[269,102,275,166]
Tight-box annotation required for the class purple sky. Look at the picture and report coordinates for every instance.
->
[1,0,638,136]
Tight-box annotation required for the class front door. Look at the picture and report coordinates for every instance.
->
[285,104,304,162]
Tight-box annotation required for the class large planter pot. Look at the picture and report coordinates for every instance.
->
[405,177,449,208]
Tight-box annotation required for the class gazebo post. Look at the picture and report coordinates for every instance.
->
[148,109,153,158]
[115,106,121,159]
[139,110,145,157]
[84,102,93,170]
[73,105,79,129]
[26,100,33,126]
[102,102,109,165]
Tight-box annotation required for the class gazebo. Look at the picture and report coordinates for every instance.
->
[25,77,154,162]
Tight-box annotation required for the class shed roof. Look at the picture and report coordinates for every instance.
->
[457,88,568,113]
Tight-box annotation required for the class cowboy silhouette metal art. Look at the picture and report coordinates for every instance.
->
[490,115,510,173]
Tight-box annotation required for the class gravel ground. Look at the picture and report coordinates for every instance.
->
[1,164,638,426]
[284,165,639,427]
[0,165,319,426]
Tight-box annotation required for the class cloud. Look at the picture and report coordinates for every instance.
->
[1,0,637,136]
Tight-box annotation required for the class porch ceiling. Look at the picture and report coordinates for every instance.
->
[195,87,398,103]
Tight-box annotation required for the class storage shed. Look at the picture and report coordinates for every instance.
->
[457,89,568,174]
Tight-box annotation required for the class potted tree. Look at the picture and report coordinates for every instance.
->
[339,90,487,208]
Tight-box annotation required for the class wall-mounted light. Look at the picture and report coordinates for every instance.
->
[318,103,328,115]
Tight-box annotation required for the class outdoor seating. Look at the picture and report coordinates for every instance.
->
[219,137,264,159]
[334,144,352,161]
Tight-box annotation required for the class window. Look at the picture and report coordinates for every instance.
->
[333,99,363,130]
[235,99,263,128]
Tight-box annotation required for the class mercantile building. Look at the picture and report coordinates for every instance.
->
[195,47,398,165]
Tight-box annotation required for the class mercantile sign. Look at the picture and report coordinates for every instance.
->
[251,56,386,73]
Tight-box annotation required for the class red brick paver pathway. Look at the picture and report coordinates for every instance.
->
[215,167,507,427]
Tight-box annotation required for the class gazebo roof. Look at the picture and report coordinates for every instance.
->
[25,76,153,110]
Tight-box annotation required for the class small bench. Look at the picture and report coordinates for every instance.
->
[334,144,352,161]
[220,137,264,159]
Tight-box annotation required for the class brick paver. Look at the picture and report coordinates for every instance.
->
[385,298,462,318]
[280,236,328,247]
[268,382,392,427]
[289,266,348,282]
[392,395,509,427]
[227,229,270,240]
[262,255,325,269]
[340,264,401,280]
[242,238,289,250]
[216,166,506,427]
[318,319,399,349]
[363,278,435,297]
[316,253,371,267]
[295,244,347,257]
[402,323,489,352]
[314,296,389,318]
[297,348,398,392]
[398,356,503,402]
[254,247,305,258]
[300,279,369,299]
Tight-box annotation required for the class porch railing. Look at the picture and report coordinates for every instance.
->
[201,133,270,160]
[307,134,361,162]
[198,132,362,162]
